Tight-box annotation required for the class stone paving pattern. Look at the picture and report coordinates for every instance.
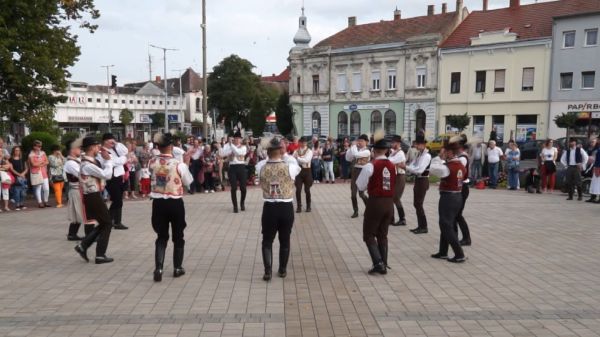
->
[0,183,599,337]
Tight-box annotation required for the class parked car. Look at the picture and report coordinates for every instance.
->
[519,139,545,160]
[428,133,458,153]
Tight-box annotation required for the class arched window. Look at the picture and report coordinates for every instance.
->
[351,111,361,137]
[312,111,321,136]
[384,110,396,135]
[370,110,382,133]
[338,111,348,137]
[415,109,426,136]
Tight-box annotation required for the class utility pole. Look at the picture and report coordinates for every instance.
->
[150,44,178,132]
[172,69,185,131]
[101,65,115,133]
[201,0,208,138]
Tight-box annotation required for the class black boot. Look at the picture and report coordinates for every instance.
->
[173,247,185,277]
[262,246,272,281]
[585,195,597,203]
[366,244,386,275]
[67,223,83,241]
[154,242,167,282]
[84,224,95,236]
[296,204,302,213]
[113,209,128,230]
[278,247,290,278]
[378,243,388,269]
[351,198,358,218]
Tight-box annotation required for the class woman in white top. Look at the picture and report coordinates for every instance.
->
[539,139,558,193]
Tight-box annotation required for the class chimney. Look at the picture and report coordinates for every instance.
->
[427,4,435,16]
[482,0,488,11]
[394,8,401,20]
[348,16,356,27]
[442,3,448,13]
[510,0,520,8]
[155,76,161,83]
[456,0,464,20]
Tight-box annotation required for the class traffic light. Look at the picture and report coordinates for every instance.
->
[111,75,117,88]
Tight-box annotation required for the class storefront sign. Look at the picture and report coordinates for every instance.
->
[67,116,93,122]
[343,104,390,110]
[168,114,179,122]
[516,124,537,142]
[139,114,152,123]
[567,103,600,112]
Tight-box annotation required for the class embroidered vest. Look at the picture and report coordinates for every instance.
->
[458,153,470,181]
[367,159,396,197]
[390,149,406,174]
[260,161,295,200]
[297,148,311,168]
[66,157,80,188]
[566,147,583,164]
[439,160,466,192]
[149,155,184,196]
[80,156,105,195]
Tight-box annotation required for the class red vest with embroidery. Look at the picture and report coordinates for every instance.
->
[367,159,396,197]
[439,160,466,192]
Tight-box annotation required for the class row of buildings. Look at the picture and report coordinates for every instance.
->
[288,0,600,143]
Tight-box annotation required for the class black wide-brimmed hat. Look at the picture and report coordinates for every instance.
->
[444,135,463,151]
[373,139,390,150]
[267,137,283,150]
[154,133,174,147]
[358,134,369,142]
[101,133,115,141]
[82,136,100,149]
[390,134,402,143]
[233,131,242,138]
[299,136,310,143]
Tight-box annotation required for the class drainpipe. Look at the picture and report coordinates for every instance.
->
[547,24,556,139]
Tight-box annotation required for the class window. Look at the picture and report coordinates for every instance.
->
[312,75,319,94]
[152,100,156,105]
[582,71,595,89]
[450,72,461,94]
[159,101,163,105]
[105,99,108,103]
[475,71,486,93]
[96,98,101,103]
[137,100,141,104]
[560,72,573,90]
[352,72,362,92]
[387,69,396,90]
[494,69,506,92]
[144,100,148,104]
[585,29,598,46]
[350,111,361,137]
[196,97,201,111]
[416,66,426,88]
[87,98,92,103]
[113,99,117,103]
[121,99,126,104]
[167,101,170,105]
[173,101,176,105]
[129,100,133,104]
[337,73,347,92]
[384,110,396,135]
[522,67,535,91]
[338,111,348,136]
[371,71,380,90]
[563,31,575,48]
[296,76,301,93]
[370,110,382,133]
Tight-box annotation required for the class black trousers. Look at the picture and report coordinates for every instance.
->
[295,168,313,208]
[393,174,406,222]
[566,166,583,197]
[455,184,470,241]
[413,177,429,229]
[363,197,393,246]
[438,192,464,258]
[229,164,247,207]
[190,159,202,192]
[152,198,186,249]
[261,202,294,250]
[204,172,215,191]
[350,167,368,212]
[106,176,125,224]
[81,192,112,256]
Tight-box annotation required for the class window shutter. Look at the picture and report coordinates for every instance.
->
[522,68,534,89]
[494,70,505,90]
[352,73,361,92]
[337,74,346,92]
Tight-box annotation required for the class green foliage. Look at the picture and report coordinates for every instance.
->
[554,112,578,139]
[275,92,294,136]
[21,132,59,155]
[248,96,267,137]
[60,131,80,147]
[445,113,471,132]
[208,55,262,128]
[150,113,165,128]
[0,1,99,124]
[119,108,134,126]
[25,105,60,136]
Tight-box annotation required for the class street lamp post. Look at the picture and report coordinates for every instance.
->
[172,69,185,132]
[201,0,208,138]
[150,44,178,132]
[101,65,115,132]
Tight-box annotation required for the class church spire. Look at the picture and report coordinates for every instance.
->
[292,5,311,52]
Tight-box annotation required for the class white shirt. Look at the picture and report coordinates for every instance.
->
[97,142,128,177]
[345,145,371,168]
[355,155,388,192]
[64,158,80,178]
[429,156,450,178]
[388,148,406,175]
[540,147,558,162]
[219,143,248,165]
[293,147,313,168]
[256,154,301,202]
[173,146,185,162]
[487,147,503,164]
[81,156,113,180]
[190,146,203,160]
[149,160,194,200]
[406,149,431,177]
[560,146,589,167]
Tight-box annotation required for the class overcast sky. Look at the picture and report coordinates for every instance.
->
[69,0,545,85]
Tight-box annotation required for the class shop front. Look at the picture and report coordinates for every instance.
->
[549,101,600,139]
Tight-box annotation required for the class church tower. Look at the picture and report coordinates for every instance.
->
[291,7,311,52]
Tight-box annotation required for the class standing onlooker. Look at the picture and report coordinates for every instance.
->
[311,141,323,183]
[338,138,350,181]
[489,126,498,143]
[189,138,203,194]
[588,140,600,203]
[540,139,558,193]
[29,140,50,208]
[9,146,28,210]
[0,152,12,212]
[505,141,520,190]
[486,140,503,189]
[124,141,139,199]
[202,145,216,193]
[560,138,589,201]
[138,142,153,198]
[468,139,486,183]
[48,145,66,208]
[322,138,335,183]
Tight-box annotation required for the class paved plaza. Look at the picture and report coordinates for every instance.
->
[0,183,599,337]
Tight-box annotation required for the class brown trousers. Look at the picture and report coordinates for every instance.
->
[363,197,394,246]
[393,174,406,222]
[351,167,368,212]
[413,177,429,229]
[295,168,313,208]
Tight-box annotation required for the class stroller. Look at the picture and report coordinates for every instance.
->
[525,168,541,194]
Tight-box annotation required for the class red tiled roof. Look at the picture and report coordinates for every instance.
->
[441,0,600,48]
[261,67,290,83]
[314,12,459,49]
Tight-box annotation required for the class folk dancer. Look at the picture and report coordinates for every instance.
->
[430,136,467,263]
[64,137,87,241]
[388,135,407,226]
[356,131,395,274]
[218,131,248,213]
[455,134,471,246]
[256,137,301,281]
[149,133,194,282]
[98,133,129,230]
[293,137,313,213]
[346,134,371,218]
[74,137,115,264]
[560,138,589,201]
[405,133,431,234]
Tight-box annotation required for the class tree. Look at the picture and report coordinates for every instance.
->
[208,55,261,129]
[120,109,134,126]
[554,112,578,139]
[150,113,165,129]
[276,92,294,136]
[0,1,100,124]
[446,113,471,132]
[247,84,278,137]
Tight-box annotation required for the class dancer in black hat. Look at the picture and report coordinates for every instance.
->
[345,134,371,218]
[218,131,248,212]
[98,133,129,230]
[292,136,313,213]
[405,131,431,234]
[388,135,407,226]
[455,134,472,246]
